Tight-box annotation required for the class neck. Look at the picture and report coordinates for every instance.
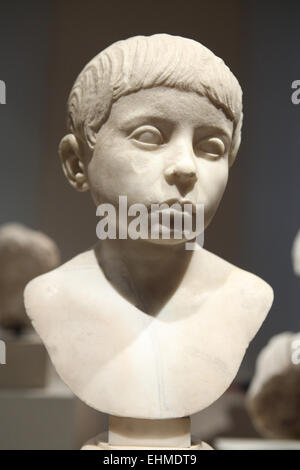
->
[94,238,195,315]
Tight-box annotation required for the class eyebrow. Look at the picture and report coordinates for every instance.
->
[117,112,173,130]
[117,112,233,141]
[194,125,233,142]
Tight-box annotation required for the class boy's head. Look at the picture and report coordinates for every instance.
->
[59,34,243,235]
[63,34,242,162]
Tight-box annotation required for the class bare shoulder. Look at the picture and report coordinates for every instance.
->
[200,248,273,304]
[228,267,274,310]
[226,265,274,339]
[199,248,274,339]
[24,250,96,319]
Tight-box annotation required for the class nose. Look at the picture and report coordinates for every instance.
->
[164,148,197,196]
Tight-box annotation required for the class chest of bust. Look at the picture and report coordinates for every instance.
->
[30,266,250,419]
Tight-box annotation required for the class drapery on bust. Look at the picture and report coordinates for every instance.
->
[24,34,273,446]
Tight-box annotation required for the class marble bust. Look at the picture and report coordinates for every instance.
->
[24,34,273,448]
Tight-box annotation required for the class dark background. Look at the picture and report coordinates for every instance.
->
[0,0,299,382]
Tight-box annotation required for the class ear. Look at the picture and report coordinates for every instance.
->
[59,134,89,192]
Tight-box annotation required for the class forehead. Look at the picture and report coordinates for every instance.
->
[106,87,233,137]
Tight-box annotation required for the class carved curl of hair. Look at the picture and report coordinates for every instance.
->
[67,34,243,166]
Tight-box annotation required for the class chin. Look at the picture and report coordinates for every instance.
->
[147,237,187,246]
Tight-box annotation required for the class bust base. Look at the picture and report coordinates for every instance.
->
[0,329,48,388]
[81,433,213,450]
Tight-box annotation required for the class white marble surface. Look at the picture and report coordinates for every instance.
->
[25,34,273,427]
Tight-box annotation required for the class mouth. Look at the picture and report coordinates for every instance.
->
[147,199,198,237]
[143,198,202,240]
[148,198,197,215]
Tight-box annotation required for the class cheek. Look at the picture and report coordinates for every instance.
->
[86,144,124,205]
[201,162,228,228]
[129,151,158,175]
[213,163,229,199]
[202,160,228,202]
[86,140,163,206]
[198,160,229,225]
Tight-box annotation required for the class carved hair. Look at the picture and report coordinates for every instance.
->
[67,34,243,166]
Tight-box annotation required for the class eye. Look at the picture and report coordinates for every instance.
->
[195,137,226,159]
[129,126,164,146]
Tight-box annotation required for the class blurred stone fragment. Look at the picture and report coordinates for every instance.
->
[0,223,60,330]
[247,332,300,438]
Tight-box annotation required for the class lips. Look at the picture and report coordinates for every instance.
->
[149,198,197,215]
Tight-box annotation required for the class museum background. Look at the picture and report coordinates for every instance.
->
[0,0,299,449]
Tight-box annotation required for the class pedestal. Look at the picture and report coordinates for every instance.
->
[0,329,48,388]
[82,416,213,450]
[0,372,107,449]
